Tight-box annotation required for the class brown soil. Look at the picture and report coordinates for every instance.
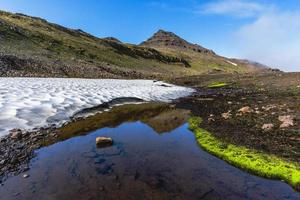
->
[174,72,300,162]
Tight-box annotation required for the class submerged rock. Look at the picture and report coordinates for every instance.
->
[96,137,113,147]
[23,174,29,178]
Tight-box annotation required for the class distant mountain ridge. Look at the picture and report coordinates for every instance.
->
[0,10,268,78]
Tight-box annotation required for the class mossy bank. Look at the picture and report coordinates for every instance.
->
[188,117,300,191]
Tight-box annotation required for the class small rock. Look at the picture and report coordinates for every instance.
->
[208,117,215,123]
[23,131,30,137]
[262,105,277,111]
[23,174,29,178]
[290,137,300,141]
[255,110,261,114]
[221,111,231,119]
[262,124,274,131]
[286,108,293,113]
[96,137,113,147]
[278,115,295,128]
[9,129,22,139]
[169,104,176,108]
[238,106,252,114]
[227,101,233,105]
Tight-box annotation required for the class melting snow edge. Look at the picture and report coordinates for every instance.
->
[0,78,194,136]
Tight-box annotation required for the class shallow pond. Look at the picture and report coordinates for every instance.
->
[0,103,299,200]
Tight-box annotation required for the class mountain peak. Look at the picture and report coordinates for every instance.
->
[155,29,175,36]
[140,29,215,54]
[103,37,122,43]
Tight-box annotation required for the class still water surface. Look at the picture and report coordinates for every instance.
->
[0,103,299,200]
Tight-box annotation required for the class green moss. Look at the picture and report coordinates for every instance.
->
[188,117,300,190]
[207,82,228,88]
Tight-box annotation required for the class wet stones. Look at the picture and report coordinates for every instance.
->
[0,128,60,183]
[96,137,113,148]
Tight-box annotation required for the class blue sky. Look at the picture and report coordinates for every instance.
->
[0,0,300,71]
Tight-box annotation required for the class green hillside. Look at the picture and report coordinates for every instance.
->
[0,10,266,78]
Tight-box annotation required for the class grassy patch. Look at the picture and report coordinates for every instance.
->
[188,117,300,191]
[207,82,228,88]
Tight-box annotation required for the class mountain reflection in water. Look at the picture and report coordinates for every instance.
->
[58,103,190,140]
[0,103,299,200]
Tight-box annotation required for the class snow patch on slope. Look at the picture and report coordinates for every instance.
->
[0,78,194,136]
[226,60,238,66]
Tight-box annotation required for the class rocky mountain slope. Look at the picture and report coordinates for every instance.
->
[140,30,267,74]
[0,10,267,79]
[140,30,215,54]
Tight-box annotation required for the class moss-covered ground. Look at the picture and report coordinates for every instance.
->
[207,82,229,88]
[189,117,300,191]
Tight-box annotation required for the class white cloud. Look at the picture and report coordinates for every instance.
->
[200,0,265,18]
[149,1,300,71]
[234,11,300,72]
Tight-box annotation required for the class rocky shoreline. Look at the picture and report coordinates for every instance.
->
[0,99,145,183]
[0,101,187,184]
[0,127,59,184]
